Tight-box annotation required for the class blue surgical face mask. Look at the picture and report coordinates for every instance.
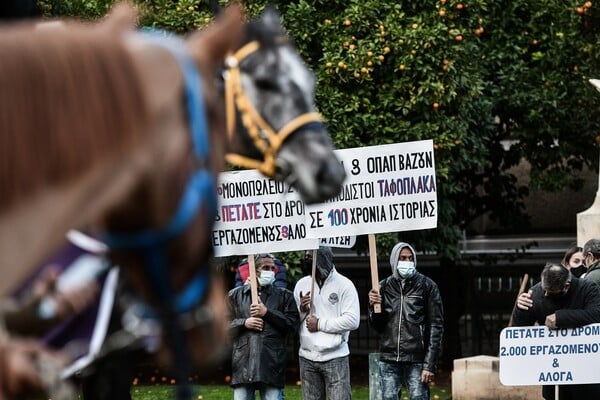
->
[396,261,416,279]
[258,270,275,286]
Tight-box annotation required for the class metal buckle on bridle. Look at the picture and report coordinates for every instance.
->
[223,40,323,176]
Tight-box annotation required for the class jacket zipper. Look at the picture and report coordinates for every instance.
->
[396,282,403,362]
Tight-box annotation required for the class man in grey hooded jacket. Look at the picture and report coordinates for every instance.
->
[368,242,444,400]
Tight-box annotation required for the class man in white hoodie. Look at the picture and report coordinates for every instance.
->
[293,246,360,400]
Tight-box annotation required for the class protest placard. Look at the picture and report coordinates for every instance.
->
[499,323,600,386]
[304,140,437,238]
[305,140,438,312]
[211,169,318,257]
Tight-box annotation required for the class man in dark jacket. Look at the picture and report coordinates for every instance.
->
[368,242,444,400]
[228,254,299,400]
[512,263,600,400]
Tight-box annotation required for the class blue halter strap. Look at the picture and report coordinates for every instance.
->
[102,30,216,315]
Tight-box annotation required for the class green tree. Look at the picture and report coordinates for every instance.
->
[40,0,600,260]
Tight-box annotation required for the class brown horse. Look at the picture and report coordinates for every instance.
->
[0,2,345,395]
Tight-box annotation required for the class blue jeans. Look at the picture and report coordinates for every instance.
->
[379,361,429,400]
[233,384,283,400]
[299,356,352,400]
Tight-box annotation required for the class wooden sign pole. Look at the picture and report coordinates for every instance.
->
[309,249,317,317]
[369,233,381,313]
[248,254,258,305]
[507,273,529,327]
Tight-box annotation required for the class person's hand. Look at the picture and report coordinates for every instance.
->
[421,369,434,384]
[250,300,267,318]
[545,313,557,329]
[244,317,264,331]
[306,315,318,332]
[516,290,533,310]
[299,291,311,313]
[368,288,381,307]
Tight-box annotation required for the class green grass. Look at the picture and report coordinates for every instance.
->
[131,384,451,399]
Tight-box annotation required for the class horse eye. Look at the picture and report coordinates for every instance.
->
[254,78,278,91]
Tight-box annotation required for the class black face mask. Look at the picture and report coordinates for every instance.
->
[570,264,587,278]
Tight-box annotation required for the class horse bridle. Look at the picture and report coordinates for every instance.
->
[223,39,323,176]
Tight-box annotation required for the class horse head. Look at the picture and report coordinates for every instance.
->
[216,7,347,204]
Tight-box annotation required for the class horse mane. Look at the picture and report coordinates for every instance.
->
[0,22,149,212]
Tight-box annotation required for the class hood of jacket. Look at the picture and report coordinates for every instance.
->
[389,242,417,280]
[316,245,335,281]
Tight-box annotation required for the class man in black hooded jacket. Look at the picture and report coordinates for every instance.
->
[368,241,444,400]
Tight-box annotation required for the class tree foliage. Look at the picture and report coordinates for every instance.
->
[39,0,600,260]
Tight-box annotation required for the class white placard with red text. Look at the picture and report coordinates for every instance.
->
[211,170,318,257]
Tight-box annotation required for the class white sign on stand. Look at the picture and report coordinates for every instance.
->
[211,170,318,257]
[499,323,600,386]
[305,140,437,238]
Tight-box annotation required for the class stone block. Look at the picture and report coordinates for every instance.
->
[452,355,541,400]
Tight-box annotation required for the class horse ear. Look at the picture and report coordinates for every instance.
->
[186,3,244,73]
[260,6,284,34]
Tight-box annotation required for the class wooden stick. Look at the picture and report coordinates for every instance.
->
[309,249,317,317]
[369,234,381,313]
[507,273,529,327]
[248,254,258,305]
